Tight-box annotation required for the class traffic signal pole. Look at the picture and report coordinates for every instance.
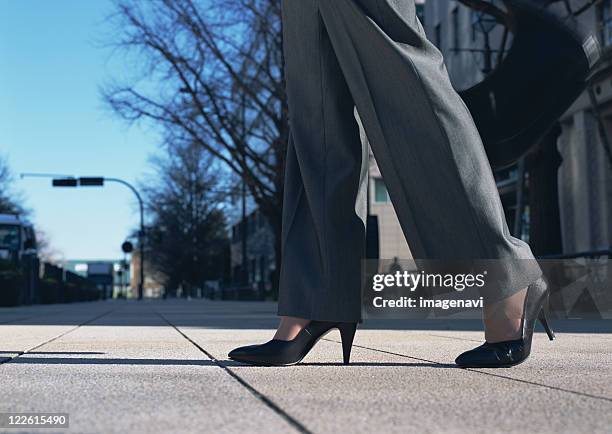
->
[50,176,145,300]
[104,178,145,300]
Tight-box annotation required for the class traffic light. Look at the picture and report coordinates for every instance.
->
[79,177,105,186]
[121,241,134,253]
[52,178,78,187]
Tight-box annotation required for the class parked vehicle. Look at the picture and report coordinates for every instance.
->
[0,214,39,306]
[0,214,37,265]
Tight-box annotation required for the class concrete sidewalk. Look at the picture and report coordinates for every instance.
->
[0,299,610,433]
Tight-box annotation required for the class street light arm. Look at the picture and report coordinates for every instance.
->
[20,173,74,180]
[104,178,144,209]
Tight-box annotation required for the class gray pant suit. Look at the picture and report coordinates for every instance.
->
[278,0,541,323]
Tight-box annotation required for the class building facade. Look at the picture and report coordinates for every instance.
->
[368,153,413,259]
[229,208,276,295]
[557,1,612,253]
[423,0,612,255]
[63,259,127,298]
[129,251,164,298]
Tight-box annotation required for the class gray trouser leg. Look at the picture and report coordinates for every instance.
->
[277,1,369,322]
[279,0,541,322]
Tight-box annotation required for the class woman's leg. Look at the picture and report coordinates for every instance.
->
[277,0,369,326]
[315,0,541,309]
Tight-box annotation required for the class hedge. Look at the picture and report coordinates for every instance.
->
[0,271,24,307]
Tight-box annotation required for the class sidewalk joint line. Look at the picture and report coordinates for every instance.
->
[155,311,313,434]
[424,333,482,343]
[0,309,116,366]
[323,338,612,403]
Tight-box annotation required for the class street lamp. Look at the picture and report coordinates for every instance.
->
[471,7,500,74]
[51,176,146,300]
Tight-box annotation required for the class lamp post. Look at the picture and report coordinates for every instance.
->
[50,176,146,300]
[471,8,500,75]
[121,240,133,299]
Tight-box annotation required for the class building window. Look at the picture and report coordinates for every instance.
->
[257,211,267,229]
[600,0,612,46]
[75,263,88,273]
[249,213,256,233]
[259,255,267,282]
[451,8,460,51]
[416,2,425,23]
[374,178,390,203]
[435,23,442,49]
[232,225,242,242]
[250,258,257,282]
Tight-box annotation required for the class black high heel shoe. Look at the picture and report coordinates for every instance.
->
[228,321,357,366]
[455,278,555,368]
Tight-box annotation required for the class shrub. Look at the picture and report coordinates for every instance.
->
[40,278,63,304]
[0,271,24,307]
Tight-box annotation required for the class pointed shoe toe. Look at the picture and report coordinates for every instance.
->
[228,344,265,364]
[228,345,253,359]
[455,341,525,368]
[455,343,491,367]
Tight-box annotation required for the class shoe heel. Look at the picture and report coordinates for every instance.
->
[338,323,357,365]
[538,309,555,341]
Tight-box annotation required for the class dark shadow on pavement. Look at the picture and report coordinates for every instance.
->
[2,357,456,368]
[298,362,458,368]
[0,351,105,355]
[8,357,219,366]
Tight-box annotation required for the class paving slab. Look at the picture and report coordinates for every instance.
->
[0,304,114,358]
[2,299,611,434]
[343,329,612,401]
[0,306,297,434]
[182,327,612,434]
[156,299,612,401]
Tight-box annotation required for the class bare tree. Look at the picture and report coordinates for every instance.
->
[35,229,65,264]
[103,0,287,289]
[0,155,27,216]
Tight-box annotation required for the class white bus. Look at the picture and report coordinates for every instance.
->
[0,214,37,264]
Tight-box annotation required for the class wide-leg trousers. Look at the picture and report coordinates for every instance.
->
[278,0,541,322]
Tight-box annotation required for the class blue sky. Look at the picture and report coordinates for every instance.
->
[0,0,161,260]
